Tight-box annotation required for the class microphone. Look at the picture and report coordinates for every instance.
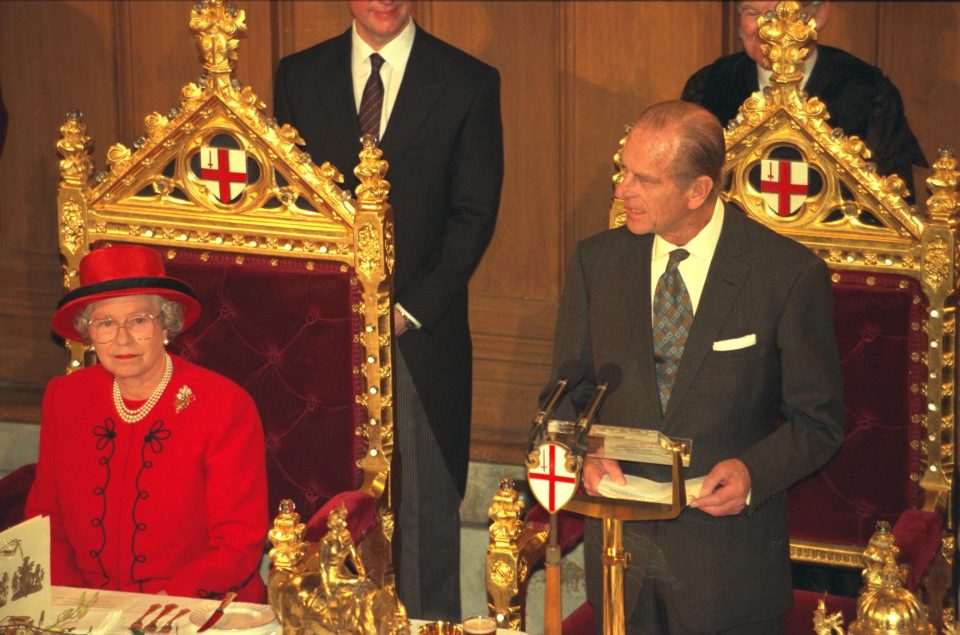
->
[573,363,623,443]
[528,360,585,448]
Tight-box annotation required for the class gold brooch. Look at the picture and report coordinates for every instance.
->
[174,385,196,413]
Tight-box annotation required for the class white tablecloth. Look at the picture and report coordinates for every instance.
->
[51,587,525,635]
[52,586,278,634]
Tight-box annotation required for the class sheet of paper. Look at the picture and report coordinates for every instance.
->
[0,515,52,625]
[597,474,706,505]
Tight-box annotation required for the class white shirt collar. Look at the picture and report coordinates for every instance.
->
[757,46,818,92]
[652,198,725,263]
[351,18,416,75]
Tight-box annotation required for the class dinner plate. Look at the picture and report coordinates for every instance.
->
[189,604,278,631]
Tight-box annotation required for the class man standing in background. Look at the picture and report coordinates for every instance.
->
[682,0,926,199]
[274,0,503,621]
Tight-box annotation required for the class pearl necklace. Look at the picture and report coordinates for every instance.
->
[112,353,173,424]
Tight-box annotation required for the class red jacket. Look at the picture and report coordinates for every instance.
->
[26,354,267,601]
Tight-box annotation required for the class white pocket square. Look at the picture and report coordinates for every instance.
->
[712,333,757,351]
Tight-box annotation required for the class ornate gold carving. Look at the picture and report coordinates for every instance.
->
[486,478,526,631]
[60,200,84,255]
[355,135,391,205]
[924,235,950,292]
[357,224,381,276]
[268,501,407,635]
[189,0,246,76]
[926,149,959,226]
[57,110,94,188]
[759,1,816,86]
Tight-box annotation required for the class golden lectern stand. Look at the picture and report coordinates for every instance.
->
[529,424,690,635]
[565,443,688,635]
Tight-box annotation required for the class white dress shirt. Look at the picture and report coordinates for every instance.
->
[351,19,421,329]
[350,19,416,140]
[650,198,725,320]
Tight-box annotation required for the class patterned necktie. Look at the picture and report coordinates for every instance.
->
[653,248,693,415]
[358,53,385,141]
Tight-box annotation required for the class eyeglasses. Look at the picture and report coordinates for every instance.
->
[88,313,159,344]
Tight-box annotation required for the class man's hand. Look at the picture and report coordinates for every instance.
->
[689,458,751,516]
[583,453,626,495]
[393,306,408,336]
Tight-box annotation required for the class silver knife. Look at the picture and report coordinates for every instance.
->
[196,592,236,632]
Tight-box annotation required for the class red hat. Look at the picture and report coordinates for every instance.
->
[52,244,201,342]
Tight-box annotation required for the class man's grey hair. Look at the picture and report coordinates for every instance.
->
[633,100,725,197]
[73,293,186,344]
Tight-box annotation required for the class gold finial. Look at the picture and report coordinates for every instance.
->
[759,1,818,86]
[57,109,94,189]
[846,521,935,635]
[267,498,307,572]
[189,0,246,76]
[486,478,525,629]
[354,135,391,205]
[926,147,959,226]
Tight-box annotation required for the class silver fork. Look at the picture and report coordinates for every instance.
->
[159,608,191,633]
[144,603,178,632]
[130,603,162,631]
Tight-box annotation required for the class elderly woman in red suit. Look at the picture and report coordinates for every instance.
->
[25,244,267,601]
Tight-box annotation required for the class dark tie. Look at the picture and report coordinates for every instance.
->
[653,249,693,415]
[358,53,385,141]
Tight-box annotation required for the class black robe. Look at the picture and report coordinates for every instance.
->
[682,45,926,200]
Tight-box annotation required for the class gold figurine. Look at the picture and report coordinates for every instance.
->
[268,500,407,635]
[813,521,934,635]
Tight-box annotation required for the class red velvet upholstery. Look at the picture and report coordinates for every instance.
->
[526,506,586,552]
[121,244,365,521]
[891,509,943,591]
[788,271,926,546]
[304,489,379,544]
[561,600,595,635]
[0,463,36,532]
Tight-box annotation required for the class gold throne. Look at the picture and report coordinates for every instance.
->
[56,0,398,602]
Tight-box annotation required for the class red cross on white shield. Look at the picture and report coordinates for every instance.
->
[528,442,579,513]
[760,159,809,217]
[199,146,247,203]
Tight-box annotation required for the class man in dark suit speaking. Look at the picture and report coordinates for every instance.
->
[551,101,843,633]
[273,0,503,621]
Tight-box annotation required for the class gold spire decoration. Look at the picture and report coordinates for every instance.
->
[486,478,527,630]
[355,134,392,207]
[189,0,246,77]
[926,148,959,227]
[759,0,817,86]
[57,110,93,189]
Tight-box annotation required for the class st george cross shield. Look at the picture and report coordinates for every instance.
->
[527,441,579,513]
[760,159,808,217]
[199,146,247,203]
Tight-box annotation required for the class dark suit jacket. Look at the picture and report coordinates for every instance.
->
[682,45,927,199]
[274,26,504,495]
[552,204,844,631]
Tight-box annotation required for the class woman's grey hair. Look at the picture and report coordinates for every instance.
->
[73,294,186,344]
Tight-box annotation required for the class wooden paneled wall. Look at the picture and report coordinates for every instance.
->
[1,1,958,463]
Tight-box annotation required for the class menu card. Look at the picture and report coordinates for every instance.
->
[0,515,51,626]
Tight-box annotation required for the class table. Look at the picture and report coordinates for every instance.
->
[50,587,526,634]
[51,586,278,634]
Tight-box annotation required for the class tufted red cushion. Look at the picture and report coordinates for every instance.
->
[788,271,926,547]
[101,244,365,521]
[304,489,379,544]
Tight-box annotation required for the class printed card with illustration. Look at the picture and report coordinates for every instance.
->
[0,515,51,625]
